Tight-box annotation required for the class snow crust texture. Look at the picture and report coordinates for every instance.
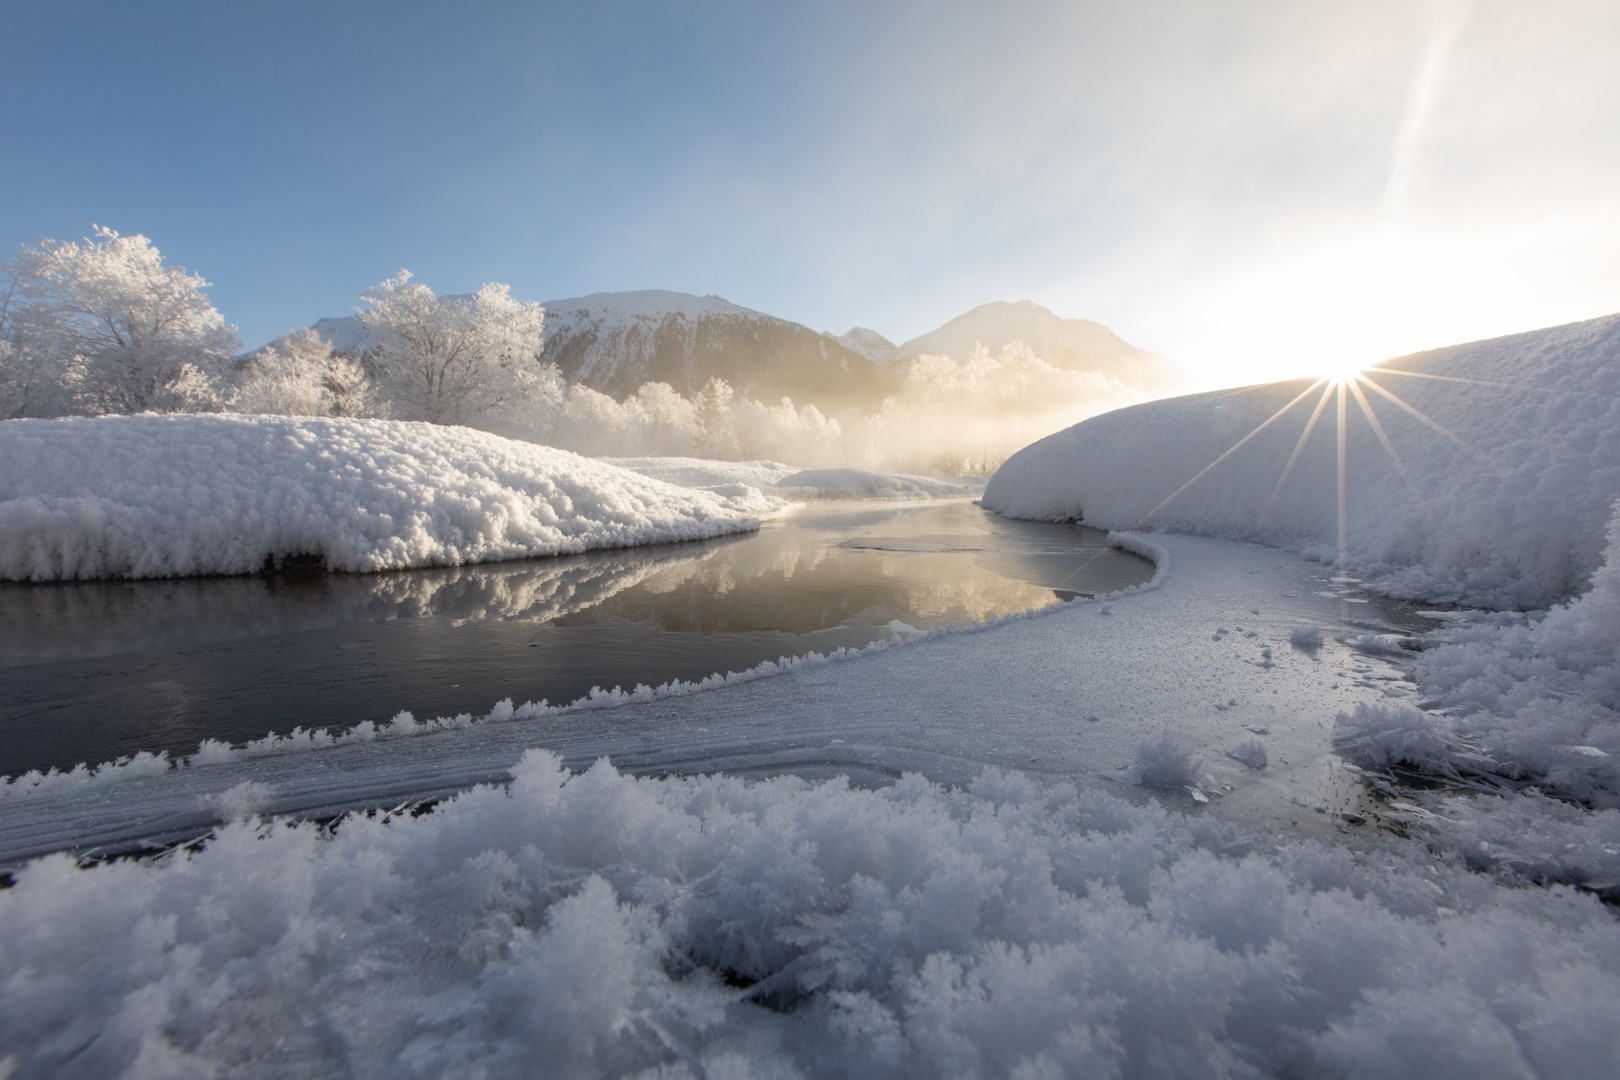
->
[984,313,1620,610]
[0,415,772,581]
[3,751,1617,1080]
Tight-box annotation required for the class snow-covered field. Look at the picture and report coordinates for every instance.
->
[2,316,1620,1077]
[606,457,974,501]
[0,415,781,581]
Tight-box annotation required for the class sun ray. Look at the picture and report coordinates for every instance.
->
[1257,381,1334,528]
[1046,379,1328,592]
[1125,378,1328,532]
[1348,377,1434,516]
[1357,372,1501,469]
[1336,382,1349,601]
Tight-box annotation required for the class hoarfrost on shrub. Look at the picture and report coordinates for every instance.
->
[1290,626,1324,653]
[3,754,1618,1079]
[1131,729,1201,789]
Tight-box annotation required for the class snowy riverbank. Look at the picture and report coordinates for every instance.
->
[2,529,1617,1077]
[0,415,780,581]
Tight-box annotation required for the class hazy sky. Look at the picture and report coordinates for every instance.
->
[3,0,1616,386]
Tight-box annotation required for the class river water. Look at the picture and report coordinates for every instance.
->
[0,499,1153,777]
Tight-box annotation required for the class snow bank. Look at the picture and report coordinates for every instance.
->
[1332,506,1620,889]
[2,753,1615,1079]
[0,415,779,581]
[1334,543,1620,806]
[984,313,1620,610]
[606,456,971,500]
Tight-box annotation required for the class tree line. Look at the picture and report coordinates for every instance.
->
[0,228,553,426]
[1,227,1145,473]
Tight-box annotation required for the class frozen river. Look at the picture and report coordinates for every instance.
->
[0,498,1153,778]
[0,511,1441,873]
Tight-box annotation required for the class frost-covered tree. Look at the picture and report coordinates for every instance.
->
[3,245,91,419]
[230,328,373,417]
[732,395,843,463]
[0,265,46,418]
[3,227,238,415]
[356,272,553,426]
[541,381,697,457]
[628,381,698,451]
[694,376,740,458]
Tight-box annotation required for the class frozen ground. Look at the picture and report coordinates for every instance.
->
[0,415,780,581]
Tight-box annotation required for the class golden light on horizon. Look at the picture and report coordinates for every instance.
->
[1115,207,1620,394]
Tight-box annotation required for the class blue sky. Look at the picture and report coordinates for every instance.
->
[3,0,1617,385]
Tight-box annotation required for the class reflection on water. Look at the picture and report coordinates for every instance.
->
[0,543,725,666]
[0,500,1151,775]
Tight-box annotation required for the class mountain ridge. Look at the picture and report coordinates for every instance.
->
[297,290,1181,412]
[892,300,1185,390]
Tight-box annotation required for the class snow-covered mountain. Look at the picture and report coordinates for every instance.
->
[831,327,896,363]
[300,293,1178,412]
[307,291,895,412]
[892,300,1186,392]
[306,314,373,357]
[538,291,895,410]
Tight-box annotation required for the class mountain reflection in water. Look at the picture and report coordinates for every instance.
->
[0,500,1151,775]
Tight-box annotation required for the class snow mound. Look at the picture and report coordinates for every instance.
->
[3,752,1616,1079]
[984,313,1620,610]
[606,456,970,501]
[0,415,776,581]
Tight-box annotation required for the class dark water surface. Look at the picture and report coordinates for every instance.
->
[0,499,1152,776]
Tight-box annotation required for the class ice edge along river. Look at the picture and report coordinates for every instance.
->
[0,528,1426,870]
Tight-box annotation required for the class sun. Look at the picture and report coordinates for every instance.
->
[1321,360,1365,385]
